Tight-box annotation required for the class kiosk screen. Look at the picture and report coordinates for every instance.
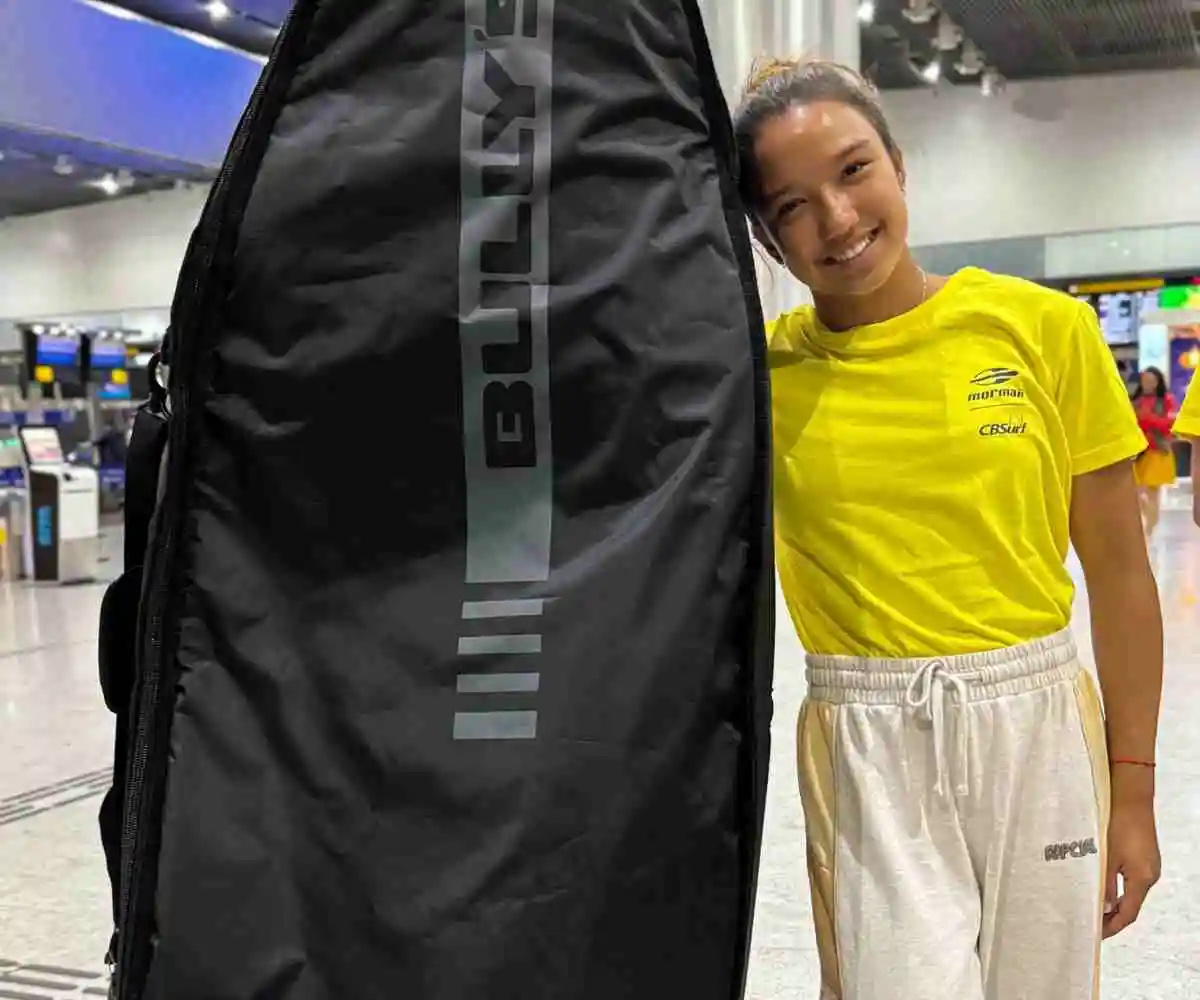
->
[19,426,64,467]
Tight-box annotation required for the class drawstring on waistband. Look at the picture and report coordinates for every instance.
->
[805,629,1081,802]
[904,660,975,799]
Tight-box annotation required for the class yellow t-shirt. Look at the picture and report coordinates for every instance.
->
[769,266,1146,658]
[1174,381,1200,439]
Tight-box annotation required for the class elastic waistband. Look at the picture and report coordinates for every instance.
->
[805,629,1080,705]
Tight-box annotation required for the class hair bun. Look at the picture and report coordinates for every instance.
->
[742,56,805,97]
[742,55,878,103]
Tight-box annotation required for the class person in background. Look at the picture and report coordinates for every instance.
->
[1131,366,1177,538]
[734,56,1162,1000]
[1172,380,1200,527]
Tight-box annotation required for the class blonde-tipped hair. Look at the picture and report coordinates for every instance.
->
[741,55,882,106]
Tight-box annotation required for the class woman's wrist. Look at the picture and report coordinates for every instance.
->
[1111,759,1156,804]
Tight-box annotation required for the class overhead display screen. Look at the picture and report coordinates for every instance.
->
[26,329,84,388]
[1075,291,1153,345]
[35,334,81,368]
[89,338,127,371]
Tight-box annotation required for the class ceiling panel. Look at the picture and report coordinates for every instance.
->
[0,148,179,219]
[0,125,211,221]
[864,0,1200,89]
[104,0,286,55]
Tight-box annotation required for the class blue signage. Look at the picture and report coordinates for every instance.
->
[36,505,53,548]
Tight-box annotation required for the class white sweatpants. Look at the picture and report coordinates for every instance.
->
[797,629,1110,1000]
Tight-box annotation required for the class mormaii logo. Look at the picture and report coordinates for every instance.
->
[970,367,1020,387]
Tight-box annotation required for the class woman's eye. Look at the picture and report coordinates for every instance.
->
[844,160,871,179]
[777,198,806,220]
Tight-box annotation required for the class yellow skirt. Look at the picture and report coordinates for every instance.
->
[1135,447,1176,488]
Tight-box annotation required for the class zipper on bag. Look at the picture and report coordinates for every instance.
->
[112,4,318,997]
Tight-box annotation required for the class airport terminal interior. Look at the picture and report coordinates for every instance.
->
[3,0,1200,997]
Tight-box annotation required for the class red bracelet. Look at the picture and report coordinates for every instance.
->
[1110,758,1156,768]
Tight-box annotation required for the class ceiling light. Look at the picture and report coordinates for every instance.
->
[934,14,963,52]
[956,40,985,76]
[902,0,938,25]
[920,59,942,84]
[53,155,75,176]
[204,0,232,20]
[91,174,122,197]
[857,1,876,24]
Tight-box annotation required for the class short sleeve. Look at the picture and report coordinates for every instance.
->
[1054,303,1146,476]
[1175,384,1200,439]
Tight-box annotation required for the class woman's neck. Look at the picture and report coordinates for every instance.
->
[813,253,939,332]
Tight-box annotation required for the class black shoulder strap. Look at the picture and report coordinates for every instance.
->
[122,356,170,568]
[98,354,171,967]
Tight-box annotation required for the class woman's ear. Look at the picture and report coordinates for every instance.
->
[893,150,907,192]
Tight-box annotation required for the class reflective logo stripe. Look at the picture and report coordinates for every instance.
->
[456,0,555,740]
[459,0,554,587]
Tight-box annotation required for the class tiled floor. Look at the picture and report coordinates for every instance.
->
[2,510,1198,998]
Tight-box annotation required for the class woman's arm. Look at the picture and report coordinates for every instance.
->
[1072,461,1163,759]
[1194,446,1200,528]
[1138,410,1174,434]
[1172,391,1200,526]
[1070,459,1163,936]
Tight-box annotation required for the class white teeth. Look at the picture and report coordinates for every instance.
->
[831,233,875,263]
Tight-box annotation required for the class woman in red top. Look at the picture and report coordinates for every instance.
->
[1132,366,1176,538]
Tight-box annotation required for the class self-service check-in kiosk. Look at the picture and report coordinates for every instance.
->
[18,424,100,583]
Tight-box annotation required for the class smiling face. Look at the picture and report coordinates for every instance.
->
[753,100,909,300]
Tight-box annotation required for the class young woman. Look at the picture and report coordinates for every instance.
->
[733,58,1163,1000]
[1131,366,1177,537]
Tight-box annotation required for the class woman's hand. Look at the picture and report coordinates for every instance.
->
[1103,766,1161,938]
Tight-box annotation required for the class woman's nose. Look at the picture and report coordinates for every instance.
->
[819,190,859,241]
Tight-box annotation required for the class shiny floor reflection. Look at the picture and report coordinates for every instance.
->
[1,514,1197,997]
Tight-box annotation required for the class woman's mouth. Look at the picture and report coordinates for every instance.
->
[824,227,881,266]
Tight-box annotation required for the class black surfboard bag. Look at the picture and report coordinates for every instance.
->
[99,2,773,998]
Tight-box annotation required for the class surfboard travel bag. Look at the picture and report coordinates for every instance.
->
[98,1,774,997]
